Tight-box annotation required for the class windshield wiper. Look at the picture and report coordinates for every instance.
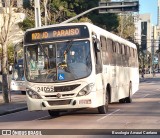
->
[63,40,73,63]
[38,42,51,68]
[64,40,73,54]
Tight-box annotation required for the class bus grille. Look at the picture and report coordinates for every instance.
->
[45,93,74,98]
[48,100,71,106]
[54,84,80,92]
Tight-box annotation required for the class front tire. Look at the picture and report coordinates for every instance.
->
[48,110,60,117]
[119,82,132,103]
[98,91,109,114]
[119,98,125,103]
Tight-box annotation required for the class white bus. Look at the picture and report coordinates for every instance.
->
[11,59,26,94]
[23,23,139,117]
[11,42,26,94]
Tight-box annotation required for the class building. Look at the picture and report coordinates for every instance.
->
[157,0,160,69]
[134,14,152,53]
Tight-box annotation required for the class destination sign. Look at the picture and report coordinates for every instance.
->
[24,25,89,44]
[31,28,80,41]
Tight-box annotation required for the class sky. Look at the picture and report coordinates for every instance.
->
[139,0,157,25]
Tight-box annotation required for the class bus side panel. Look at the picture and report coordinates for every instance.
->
[116,66,126,100]
[102,65,119,103]
[95,73,105,106]
[131,67,139,94]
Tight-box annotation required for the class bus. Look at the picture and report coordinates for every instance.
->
[23,23,139,117]
[10,42,26,95]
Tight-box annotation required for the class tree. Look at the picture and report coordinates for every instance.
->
[117,13,135,39]
[19,0,77,30]
[0,43,14,65]
[19,0,119,33]
[0,1,23,103]
[64,0,119,32]
[154,49,160,71]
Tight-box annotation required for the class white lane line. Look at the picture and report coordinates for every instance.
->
[35,115,50,120]
[0,108,27,117]
[97,109,120,122]
[142,94,150,98]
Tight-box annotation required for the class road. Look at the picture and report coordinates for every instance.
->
[0,78,160,137]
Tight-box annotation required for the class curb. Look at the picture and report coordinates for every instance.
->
[0,106,27,116]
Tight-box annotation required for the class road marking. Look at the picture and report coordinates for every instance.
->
[35,115,50,120]
[97,109,120,122]
[142,94,150,98]
[0,109,27,117]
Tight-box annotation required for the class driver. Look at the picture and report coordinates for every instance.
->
[29,51,37,70]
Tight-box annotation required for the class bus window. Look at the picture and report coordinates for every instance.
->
[100,36,107,51]
[116,42,120,54]
[92,34,102,74]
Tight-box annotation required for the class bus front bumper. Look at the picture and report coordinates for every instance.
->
[26,90,104,111]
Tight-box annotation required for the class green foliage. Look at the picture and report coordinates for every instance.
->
[8,44,14,65]
[19,0,119,33]
[63,0,119,32]
[18,0,134,39]
[78,17,92,23]
[89,13,119,32]
[18,18,35,31]
[0,44,14,65]
[117,14,135,39]
[23,0,32,9]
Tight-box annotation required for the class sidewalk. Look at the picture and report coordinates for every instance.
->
[139,73,160,82]
[0,92,27,116]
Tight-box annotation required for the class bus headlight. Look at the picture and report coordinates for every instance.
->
[26,88,42,99]
[77,83,94,97]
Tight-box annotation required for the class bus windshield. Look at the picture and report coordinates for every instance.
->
[24,40,92,82]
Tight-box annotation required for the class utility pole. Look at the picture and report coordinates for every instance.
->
[34,0,41,27]
[43,0,48,26]
[152,39,155,76]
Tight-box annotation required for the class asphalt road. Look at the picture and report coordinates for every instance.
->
[0,78,160,137]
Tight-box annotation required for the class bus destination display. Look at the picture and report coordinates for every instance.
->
[32,28,80,40]
[24,25,89,44]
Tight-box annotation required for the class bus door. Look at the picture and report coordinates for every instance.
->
[92,34,104,101]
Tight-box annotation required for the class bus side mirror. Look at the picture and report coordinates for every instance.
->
[92,34,100,52]
[9,65,12,74]
[95,38,100,52]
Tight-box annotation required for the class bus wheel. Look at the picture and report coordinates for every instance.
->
[125,82,132,103]
[98,91,109,114]
[48,110,60,117]
[21,91,26,95]
[119,98,125,103]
